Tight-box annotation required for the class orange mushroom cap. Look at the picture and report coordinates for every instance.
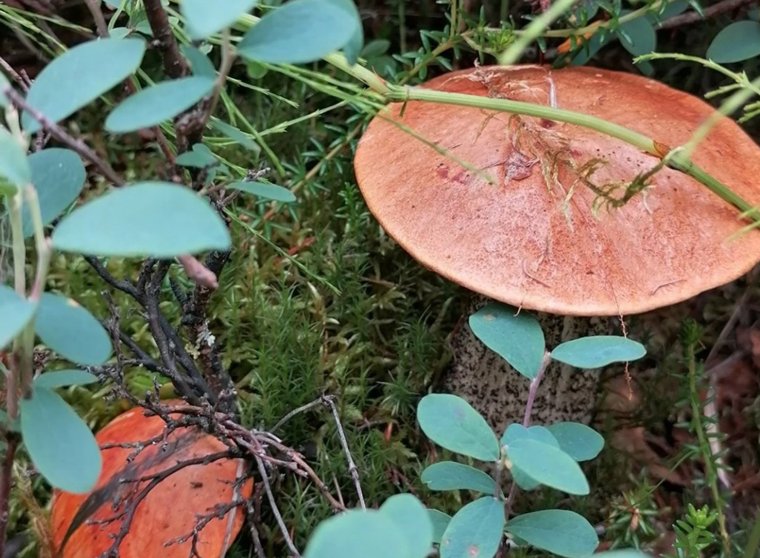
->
[51,402,252,558]
[354,65,760,316]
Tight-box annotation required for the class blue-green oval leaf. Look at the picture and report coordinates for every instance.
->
[176,143,218,168]
[507,439,589,495]
[35,293,111,366]
[228,181,295,202]
[570,32,613,66]
[501,424,558,490]
[0,285,36,350]
[428,509,452,545]
[507,510,598,558]
[707,21,760,63]
[238,0,359,64]
[303,509,411,558]
[211,120,259,152]
[421,461,497,494]
[327,0,363,64]
[52,182,231,257]
[547,422,604,462]
[501,423,558,448]
[34,370,98,389]
[23,148,86,237]
[418,394,500,462]
[617,13,656,56]
[650,0,689,22]
[182,0,258,39]
[23,38,146,132]
[379,494,433,558]
[181,45,216,78]
[551,336,645,369]
[20,386,101,493]
[440,497,505,558]
[469,303,545,379]
[105,76,215,133]
[0,128,30,190]
[109,27,131,40]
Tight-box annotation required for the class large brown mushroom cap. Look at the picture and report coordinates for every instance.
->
[354,65,760,316]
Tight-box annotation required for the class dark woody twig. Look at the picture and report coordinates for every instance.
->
[3,87,124,186]
[143,0,188,80]
[181,250,235,412]
[0,436,18,558]
[246,496,267,558]
[0,56,29,91]
[85,257,141,299]
[658,0,754,29]
[157,313,212,391]
[142,261,206,401]
[83,0,109,38]
[142,0,207,152]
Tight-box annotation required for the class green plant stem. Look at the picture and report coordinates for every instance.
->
[686,341,730,555]
[325,52,760,224]
[8,194,24,296]
[24,186,49,302]
[230,7,760,226]
[4,365,17,424]
[511,0,665,38]
[744,510,760,558]
[498,0,578,65]
[450,0,460,36]
[7,194,27,413]
[206,29,234,120]
[19,186,49,394]
[637,53,760,95]
[399,38,458,84]
[637,54,760,160]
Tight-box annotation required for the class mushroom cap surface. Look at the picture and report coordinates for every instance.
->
[51,402,251,558]
[354,65,760,316]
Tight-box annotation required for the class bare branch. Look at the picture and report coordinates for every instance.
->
[0,435,18,558]
[325,396,365,510]
[0,56,29,91]
[270,398,326,433]
[143,0,188,80]
[142,261,203,400]
[180,249,235,412]
[85,257,140,299]
[83,0,110,37]
[254,455,301,558]
[659,0,754,29]
[3,87,124,186]
[246,495,268,558]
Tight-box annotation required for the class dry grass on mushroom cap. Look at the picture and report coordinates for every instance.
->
[353,65,760,317]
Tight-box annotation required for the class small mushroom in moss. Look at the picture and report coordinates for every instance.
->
[353,65,760,427]
[51,402,252,558]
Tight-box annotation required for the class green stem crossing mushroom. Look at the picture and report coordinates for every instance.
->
[352,65,760,425]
